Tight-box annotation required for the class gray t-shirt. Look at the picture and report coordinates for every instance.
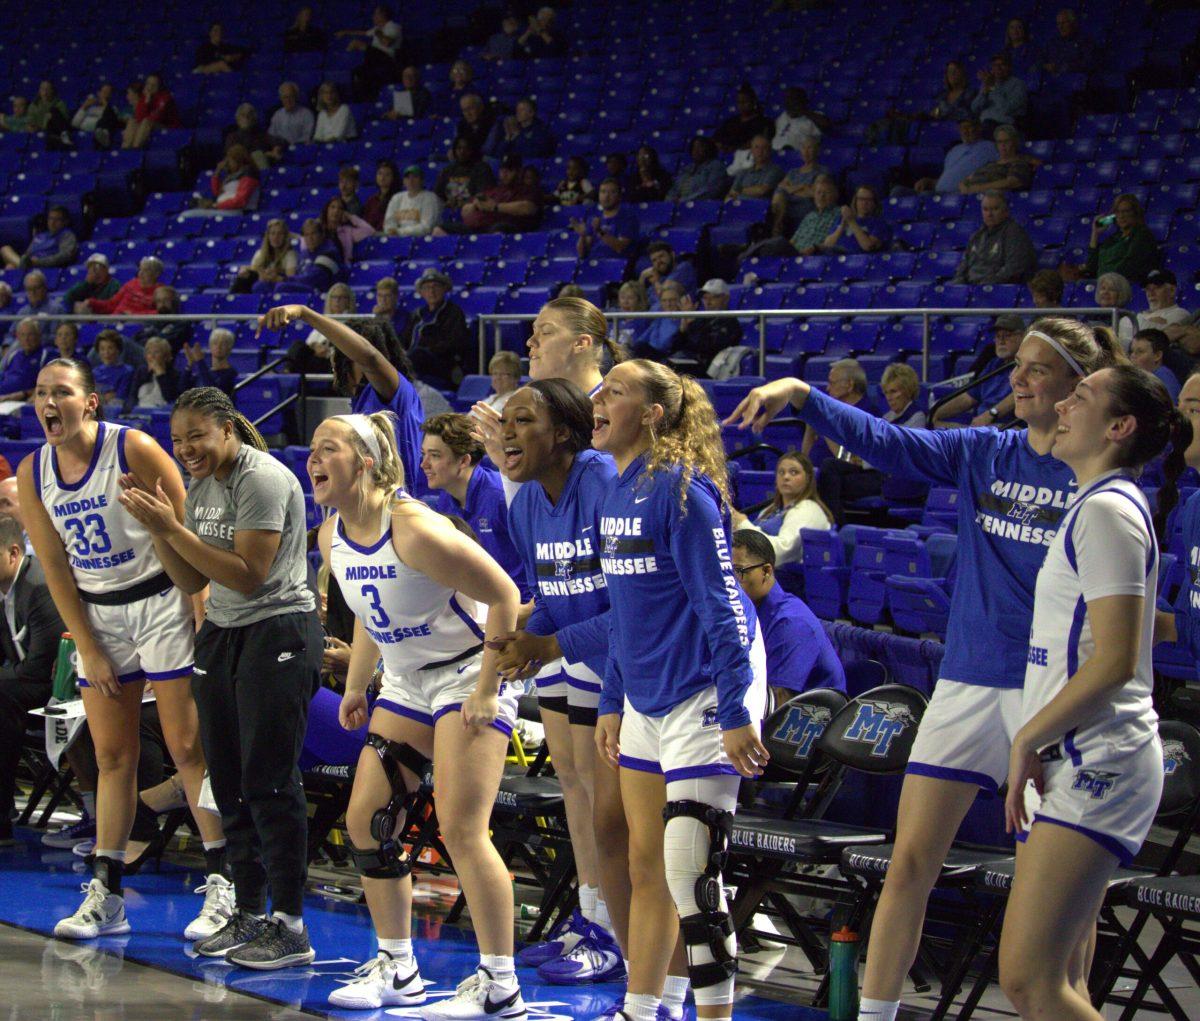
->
[184,444,315,627]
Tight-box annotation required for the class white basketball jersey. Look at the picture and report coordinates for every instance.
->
[1024,471,1158,747]
[35,422,164,595]
[330,496,486,675]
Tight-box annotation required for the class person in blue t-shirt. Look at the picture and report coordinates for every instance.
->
[1130,328,1181,404]
[593,358,768,1021]
[572,179,639,261]
[725,317,1123,1021]
[420,412,530,601]
[816,184,892,255]
[931,314,1024,427]
[1158,370,1200,661]
[731,529,845,699]
[257,307,426,495]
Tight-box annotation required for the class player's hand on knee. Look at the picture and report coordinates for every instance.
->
[595,713,621,769]
[340,690,368,731]
[722,724,770,778]
[462,689,499,728]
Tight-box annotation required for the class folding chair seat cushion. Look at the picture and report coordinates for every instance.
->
[841,843,1013,883]
[976,857,1145,895]
[1117,874,1200,918]
[495,774,566,813]
[730,814,888,863]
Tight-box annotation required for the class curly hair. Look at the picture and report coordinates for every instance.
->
[627,359,729,513]
[333,318,414,397]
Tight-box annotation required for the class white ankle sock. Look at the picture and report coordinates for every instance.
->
[378,937,413,962]
[858,998,900,1021]
[591,894,613,932]
[661,975,690,1013]
[480,954,515,984]
[579,883,598,920]
[623,992,660,1021]
[93,848,126,863]
[272,911,304,934]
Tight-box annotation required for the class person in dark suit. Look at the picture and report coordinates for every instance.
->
[0,514,65,843]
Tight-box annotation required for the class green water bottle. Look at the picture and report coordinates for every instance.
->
[828,925,860,1021]
[51,634,78,703]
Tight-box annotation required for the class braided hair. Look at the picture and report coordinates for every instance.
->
[173,386,267,451]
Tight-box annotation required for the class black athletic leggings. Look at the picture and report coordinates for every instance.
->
[191,610,322,916]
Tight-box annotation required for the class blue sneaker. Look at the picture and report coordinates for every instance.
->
[515,909,589,967]
[43,816,96,849]
[536,923,625,984]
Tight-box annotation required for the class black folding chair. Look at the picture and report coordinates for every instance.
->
[16,721,83,828]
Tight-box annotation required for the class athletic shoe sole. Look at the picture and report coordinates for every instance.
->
[229,948,316,971]
[53,918,132,940]
[536,959,626,985]
[329,988,428,1009]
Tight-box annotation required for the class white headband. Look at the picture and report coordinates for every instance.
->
[333,414,383,464]
[1026,329,1085,378]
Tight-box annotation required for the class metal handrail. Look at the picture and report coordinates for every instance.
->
[477,306,1123,380]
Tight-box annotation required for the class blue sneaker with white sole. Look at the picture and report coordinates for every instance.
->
[535,923,625,984]
[515,909,589,967]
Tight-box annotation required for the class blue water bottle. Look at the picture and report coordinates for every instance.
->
[828,925,861,1021]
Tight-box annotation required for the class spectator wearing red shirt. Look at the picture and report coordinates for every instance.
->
[434,154,541,235]
[179,145,260,218]
[121,73,180,149]
[87,257,164,315]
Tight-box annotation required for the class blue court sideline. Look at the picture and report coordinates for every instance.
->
[0,831,825,1020]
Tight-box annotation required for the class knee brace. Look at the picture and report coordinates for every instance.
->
[663,798,736,990]
[354,734,429,878]
[349,840,412,880]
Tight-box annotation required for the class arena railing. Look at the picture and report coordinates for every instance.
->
[477,306,1123,379]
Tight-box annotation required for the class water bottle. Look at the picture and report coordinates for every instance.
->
[827,925,860,1021]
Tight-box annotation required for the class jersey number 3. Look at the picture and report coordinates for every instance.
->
[64,514,112,556]
[361,584,390,628]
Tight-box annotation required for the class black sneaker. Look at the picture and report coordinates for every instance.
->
[227,918,315,971]
[194,910,270,958]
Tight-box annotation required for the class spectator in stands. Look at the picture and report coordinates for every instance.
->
[1003,18,1037,74]
[481,350,522,412]
[486,97,555,161]
[341,4,402,99]
[1129,328,1181,402]
[193,22,249,74]
[773,87,823,152]
[372,276,403,335]
[439,153,541,235]
[314,82,357,142]
[929,59,976,122]
[269,82,315,145]
[731,529,846,697]
[286,284,355,373]
[1069,193,1162,284]
[402,268,470,385]
[54,322,79,360]
[1093,271,1138,346]
[182,327,237,395]
[28,80,69,136]
[448,60,474,104]
[231,219,296,293]
[572,178,639,260]
[881,362,927,427]
[121,72,179,149]
[1028,268,1065,308]
[802,357,877,462]
[384,164,441,237]
[71,83,121,147]
[180,144,260,216]
[483,13,521,62]
[517,6,565,59]
[131,285,192,355]
[64,253,119,306]
[123,336,181,412]
[11,271,66,337]
[322,196,374,263]
[91,330,134,403]
[639,241,698,307]
[953,191,1037,285]
[958,124,1036,194]
[611,279,649,349]
[359,160,399,231]
[1042,7,1095,74]
[0,512,64,844]
[0,206,78,270]
[769,136,829,235]
[631,279,685,360]
[436,136,495,213]
[739,173,842,263]
[223,104,285,168]
[818,184,892,254]
[277,218,343,294]
[970,53,1027,133]
[714,84,773,155]
[931,313,1023,426]
[382,65,431,120]
[727,135,784,201]
[914,118,997,194]
[604,151,632,191]
[732,451,833,564]
[0,320,49,411]
[335,164,364,216]
[1138,268,1190,331]
[628,145,672,202]
[552,156,595,206]
[0,96,32,133]
[454,93,493,157]
[673,278,743,374]
[666,135,728,202]
[283,5,325,52]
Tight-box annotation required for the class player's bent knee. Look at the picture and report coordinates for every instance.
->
[350,840,412,881]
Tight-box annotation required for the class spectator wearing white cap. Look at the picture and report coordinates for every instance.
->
[64,253,121,308]
[1137,268,1190,332]
[674,279,745,375]
[401,268,471,385]
[383,165,442,237]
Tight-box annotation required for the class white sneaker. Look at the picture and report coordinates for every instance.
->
[419,967,526,1020]
[71,839,96,858]
[184,874,236,941]
[53,879,132,940]
[329,951,426,1009]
